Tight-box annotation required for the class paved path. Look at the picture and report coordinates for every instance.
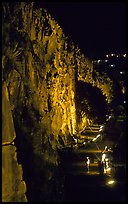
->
[60,148,126,202]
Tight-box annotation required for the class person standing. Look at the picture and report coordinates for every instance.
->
[86,157,90,172]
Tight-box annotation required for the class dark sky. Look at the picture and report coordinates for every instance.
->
[41,1,126,59]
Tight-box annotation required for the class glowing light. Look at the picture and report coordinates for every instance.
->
[97,60,101,63]
[123,54,126,57]
[107,167,111,171]
[102,153,106,161]
[105,146,108,150]
[116,55,119,57]
[106,115,112,121]
[107,180,115,185]
[99,125,103,130]
[108,148,112,152]
[105,60,108,62]
[92,134,100,141]
[111,54,114,56]
[120,72,125,74]
[110,64,114,67]
[124,101,126,104]
[106,54,109,58]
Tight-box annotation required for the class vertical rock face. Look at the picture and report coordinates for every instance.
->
[2,2,78,201]
[2,2,114,202]
[2,82,27,202]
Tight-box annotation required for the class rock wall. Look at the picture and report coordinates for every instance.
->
[2,2,79,201]
[2,81,27,202]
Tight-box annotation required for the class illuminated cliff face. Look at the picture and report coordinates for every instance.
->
[2,3,78,201]
[3,3,78,149]
[2,82,27,202]
[2,2,114,202]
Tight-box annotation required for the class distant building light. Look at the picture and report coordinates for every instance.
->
[106,54,109,58]
[124,101,126,104]
[105,60,108,62]
[110,64,115,67]
[116,55,119,57]
[120,71,124,74]
[111,54,114,56]
[97,60,101,63]
[123,54,126,57]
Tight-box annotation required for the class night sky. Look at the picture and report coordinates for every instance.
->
[41,1,126,59]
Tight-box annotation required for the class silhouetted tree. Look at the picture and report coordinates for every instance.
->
[76,81,108,124]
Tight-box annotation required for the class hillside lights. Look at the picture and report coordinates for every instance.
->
[120,71,125,74]
[110,64,114,67]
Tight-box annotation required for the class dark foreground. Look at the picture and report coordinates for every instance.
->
[63,173,126,202]
[60,150,126,202]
